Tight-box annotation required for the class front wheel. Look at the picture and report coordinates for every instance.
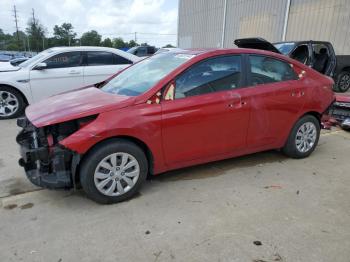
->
[0,86,25,119]
[283,115,320,158]
[80,139,148,204]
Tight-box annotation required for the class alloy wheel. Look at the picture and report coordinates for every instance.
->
[0,91,19,117]
[339,74,350,91]
[295,122,317,153]
[94,152,140,196]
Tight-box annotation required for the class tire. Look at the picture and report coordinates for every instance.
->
[335,71,350,92]
[80,139,148,204]
[283,115,320,159]
[0,86,25,119]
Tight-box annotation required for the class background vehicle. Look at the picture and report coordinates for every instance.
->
[327,94,350,130]
[17,49,334,204]
[235,38,350,92]
[127,45,157,57]
[0,46,141,119]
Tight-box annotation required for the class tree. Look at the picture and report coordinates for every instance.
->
[127,40,138,48]
[101,38,113,47]
[163,44,175,48]
[26,17,46,52]
[53,23,77,46]
[80,30,101,46]
[113,37,126,49]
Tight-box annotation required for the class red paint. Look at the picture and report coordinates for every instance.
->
[25,48,335,175]
[335,94,350,103]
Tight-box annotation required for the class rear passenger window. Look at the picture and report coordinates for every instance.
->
[87,51,132,66]
[249,55,298,86]
[175,55,242,99]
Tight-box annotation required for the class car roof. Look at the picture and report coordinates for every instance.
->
[166,47,295,58]
[45,46,141,62]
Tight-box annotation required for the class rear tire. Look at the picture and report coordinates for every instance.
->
[283,115,320,159]
[0,86,25,119]
[334,71,350,92]
[80,139,148,204]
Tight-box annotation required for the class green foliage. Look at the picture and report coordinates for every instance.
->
[1,21,169,51]
[163,44,175,48]
[81,30,102,46]
[101,38,113,47]
[25,17,46,52]
[52,23,77,46]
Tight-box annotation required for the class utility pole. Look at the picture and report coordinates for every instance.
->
[13,5,21,50]
[31,8,35,24]
[134,32,137,43]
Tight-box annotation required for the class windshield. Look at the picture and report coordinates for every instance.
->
[19,49,54,68]
[101,52,195,96]
[127,47,138,54]
[273,42,295,55]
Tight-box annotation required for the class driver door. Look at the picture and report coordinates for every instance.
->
[161,55,250,165]
[29,51,84,102]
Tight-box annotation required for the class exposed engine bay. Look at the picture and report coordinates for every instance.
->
[16,115,96,189]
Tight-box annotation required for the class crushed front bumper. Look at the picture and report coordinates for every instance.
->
[16,117,76,189]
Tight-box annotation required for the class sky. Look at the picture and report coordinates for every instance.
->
[0,0,179,47]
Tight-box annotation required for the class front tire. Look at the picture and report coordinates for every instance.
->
[283,115,320,159]
[0,86,25,119]
[80,139,148,204]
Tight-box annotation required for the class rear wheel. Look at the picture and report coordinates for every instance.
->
[80,139,148,204]
[283,115,320,158]
[335,71,350,92]
[0,86,25,119]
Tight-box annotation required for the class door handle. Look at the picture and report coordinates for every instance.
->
[69,70,81,75]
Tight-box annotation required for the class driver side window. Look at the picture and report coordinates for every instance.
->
[175,55,242,99]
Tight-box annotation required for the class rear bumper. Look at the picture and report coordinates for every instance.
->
[16,117,75,189]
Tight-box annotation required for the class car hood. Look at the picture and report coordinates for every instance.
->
[26,87,135,127]
[0,63,21,72]
[234,38,281,54]
[335,94,350,103]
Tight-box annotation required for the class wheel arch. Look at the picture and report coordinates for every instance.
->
[339,66,350,73]
[74,135,155,186]
[0,84,29,106]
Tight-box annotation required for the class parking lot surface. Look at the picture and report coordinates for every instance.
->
[0,119,350,262]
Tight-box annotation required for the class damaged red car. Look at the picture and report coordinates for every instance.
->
[17,49,335,204]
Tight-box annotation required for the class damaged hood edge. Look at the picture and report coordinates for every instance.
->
[26,87,136,127]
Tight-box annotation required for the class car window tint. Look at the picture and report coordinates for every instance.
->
[44,52,81,69]
[114,54,132,65]
[175,55,242,99]
[87,51,132,65]
[249,55,298,85]
[87,51,115,66]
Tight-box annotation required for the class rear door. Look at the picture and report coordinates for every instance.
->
[29,51,84,102]
[161,55,250,165]
[83,51,133,85]
[243,54,307,147]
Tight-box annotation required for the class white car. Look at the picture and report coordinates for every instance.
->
[0,46,141,119]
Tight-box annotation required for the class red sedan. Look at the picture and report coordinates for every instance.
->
[17,48,335,204]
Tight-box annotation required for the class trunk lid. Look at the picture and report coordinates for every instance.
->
[234,38,281,54]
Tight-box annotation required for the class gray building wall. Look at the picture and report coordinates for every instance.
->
[178,0,350,55]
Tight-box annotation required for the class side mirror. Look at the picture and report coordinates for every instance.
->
[34,62,47,70]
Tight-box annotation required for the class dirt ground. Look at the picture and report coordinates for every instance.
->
[0,119,350,262]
